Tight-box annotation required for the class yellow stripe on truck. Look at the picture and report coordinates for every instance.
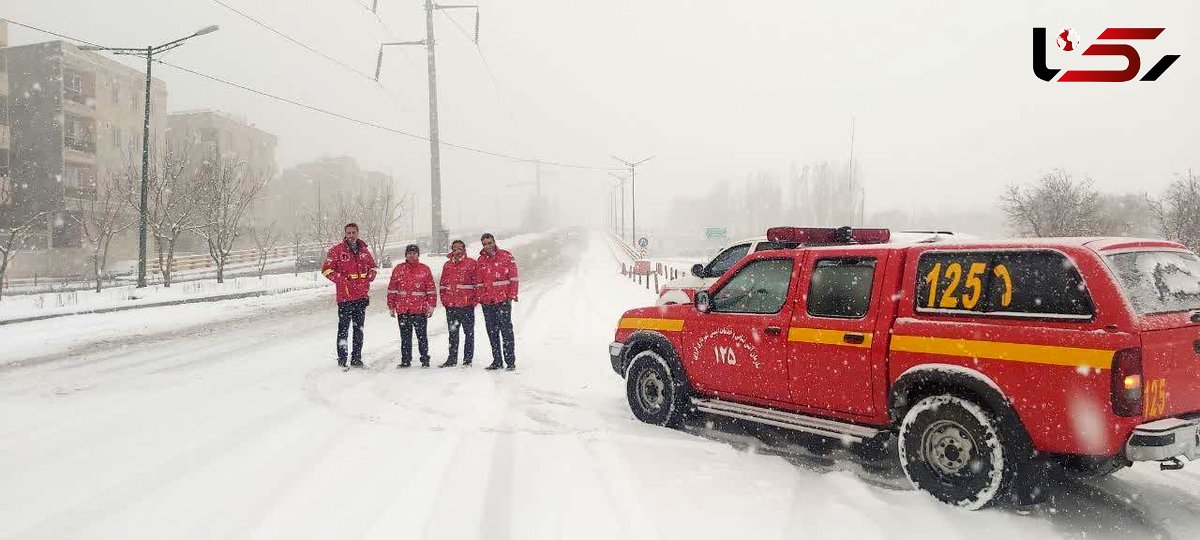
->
[618,318,685,332]
[787,327,873,348]
[889,335,1114,370]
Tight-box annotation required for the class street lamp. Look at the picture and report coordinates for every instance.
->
[82,25,220,288]
[611,156,653,245]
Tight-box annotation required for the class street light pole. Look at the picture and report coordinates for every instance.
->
[82,25,219,288]
[375,2,479,254]
[608,172,628,242]
[611,156,653,246]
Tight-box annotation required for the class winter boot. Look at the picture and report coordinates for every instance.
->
[439,358,458,368]
[350,359,364,368]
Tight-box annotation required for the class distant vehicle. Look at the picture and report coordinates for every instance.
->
[655,228,967,305]
[295,249,326,272]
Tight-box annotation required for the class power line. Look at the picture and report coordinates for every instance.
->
[209,0,379,83]
[438,10,504,102]
[2,16,620,172]
[155,59,620,171]
[1,18,104,48]
[207,1,410,109]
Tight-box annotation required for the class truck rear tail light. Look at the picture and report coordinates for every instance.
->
[1111,347,1144,417]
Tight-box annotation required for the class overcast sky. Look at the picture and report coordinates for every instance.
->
[3,0,1197,235]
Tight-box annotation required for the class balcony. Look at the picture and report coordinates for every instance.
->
[63,91,96,114]
[64,135,96,154]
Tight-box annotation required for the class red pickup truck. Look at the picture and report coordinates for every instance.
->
[609,231,1200,509]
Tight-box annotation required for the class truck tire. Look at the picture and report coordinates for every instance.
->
[898,395,1017,510]
[625,349,688,428]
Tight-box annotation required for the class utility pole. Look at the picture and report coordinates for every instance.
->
[375,1,479,254]
[611,156,653,245]
[82,25,220,288]
[608,172,628,242]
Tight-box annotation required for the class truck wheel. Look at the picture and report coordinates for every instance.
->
[626,350,688,427]
[899,395,1015,510]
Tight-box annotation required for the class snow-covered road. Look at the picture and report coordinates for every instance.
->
[2,231,1199,539]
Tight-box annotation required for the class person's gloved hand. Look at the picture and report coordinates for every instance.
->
[389,309,396,318]
[425,307,434,318]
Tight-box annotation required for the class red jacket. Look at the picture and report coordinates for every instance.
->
[321,240,377,303]
[387,261,436,314]
[475,247,518,305]
[440,254,479,308]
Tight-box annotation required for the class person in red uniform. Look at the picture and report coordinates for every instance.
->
[321,223,377,368]
[438,239,479,368]
[387,244,437,368]
[475,233,519,371]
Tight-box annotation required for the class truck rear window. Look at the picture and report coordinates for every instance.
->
[1106,251,1200,315]
[916,250,1094,319]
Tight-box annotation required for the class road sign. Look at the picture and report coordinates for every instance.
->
[637,237,649,249]
[704,227,727,240]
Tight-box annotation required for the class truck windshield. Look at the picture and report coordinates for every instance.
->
[1107,250,1200,315]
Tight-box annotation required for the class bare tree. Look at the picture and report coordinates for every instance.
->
[1150,170,1200,252]
[76,172,136,292]
[0,212,47,301]
[1001,169,1101,237]
[122,136,208,287]
[250,221,281,279]
[361,177,406,264]
[195,152,271,284]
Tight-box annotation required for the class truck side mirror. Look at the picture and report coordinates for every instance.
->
[691,264,706,278]
[695,291,712,313]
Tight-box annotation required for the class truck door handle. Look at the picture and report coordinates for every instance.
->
[1193,339,1200,355]
[764,326,782,336]
[843,333,866,345]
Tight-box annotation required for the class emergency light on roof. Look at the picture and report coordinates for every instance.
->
[766,227,891,245]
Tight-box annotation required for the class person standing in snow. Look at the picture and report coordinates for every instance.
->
[475,233,519,371]
[321,223,378,368]
[388,244,437,368]
[439,239,479,368]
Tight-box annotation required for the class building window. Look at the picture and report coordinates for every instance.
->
[64,70,90,105]
[112,82,120,104]
[64,163,96,188]
[0,151,10,207]
[112,126,121,149]
[64,115,96,153]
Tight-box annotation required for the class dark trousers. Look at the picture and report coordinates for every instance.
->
[446,306,476,362]
[481,301,515,367]
[397,313,430,365]
[336,299,368,362]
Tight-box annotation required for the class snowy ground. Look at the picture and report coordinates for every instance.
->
[1,231,1199,539]
[0,272,329,323]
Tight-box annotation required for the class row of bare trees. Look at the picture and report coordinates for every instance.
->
[1,139,410,299]
[67,135,272,292]
[297,176,408,261]
[1001,169,1200,251]
[664,159,864,242]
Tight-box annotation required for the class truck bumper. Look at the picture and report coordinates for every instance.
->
[609,342,625,377]
[1126,415,1200,462]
